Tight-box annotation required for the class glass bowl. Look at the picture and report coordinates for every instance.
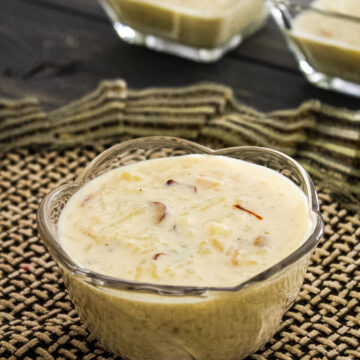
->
[267,0,360,97]
[98,0,269,62]
[37,136,324,360]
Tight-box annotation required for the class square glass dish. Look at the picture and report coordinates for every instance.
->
[99,0,269,62]
[267,0,360,97]
[37,137,324,360]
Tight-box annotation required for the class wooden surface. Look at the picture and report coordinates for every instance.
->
[1,0,359,112]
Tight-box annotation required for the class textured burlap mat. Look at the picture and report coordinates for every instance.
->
[1,80,359,210]
[0,81,359,359]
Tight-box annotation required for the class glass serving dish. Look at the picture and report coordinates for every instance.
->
[267,0,360,97]
[37,137,324,360]
[98,0,269,62]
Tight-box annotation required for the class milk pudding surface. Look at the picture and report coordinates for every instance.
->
[58,154,312,287]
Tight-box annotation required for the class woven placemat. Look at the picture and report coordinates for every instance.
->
[0,81,359,359]
[0,80,359,209]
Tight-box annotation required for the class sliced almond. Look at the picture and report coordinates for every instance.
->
[80,194,93,207]
[151,201,168,224]
[208,222,232,236]
[253,235,269,248]
[165,179,197,193]
[195,176,221,189]
[153,252,166,261]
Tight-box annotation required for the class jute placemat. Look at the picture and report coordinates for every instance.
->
[1,80,359,210]
[0,81,359,359]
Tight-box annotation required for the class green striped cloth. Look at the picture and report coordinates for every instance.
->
[1,80,359,210]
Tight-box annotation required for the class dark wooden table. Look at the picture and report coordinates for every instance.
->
[1,0,360,112]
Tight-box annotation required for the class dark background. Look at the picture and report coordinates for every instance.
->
[1,0,359,111]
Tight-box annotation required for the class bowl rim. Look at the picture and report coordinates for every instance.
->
[267,0,360,23]
[37,136,324,296]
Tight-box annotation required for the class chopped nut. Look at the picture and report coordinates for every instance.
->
[210,238,224,252]
[153,252,166,261]
[195,176,221,189]
[166,179,176,186]
[208,222,232,236]
[253,235,269,247]
[80,194,93,207]
[165,179,197,193]
[246,259,259,266]
[121,172,141,181]
[151,202,168,223]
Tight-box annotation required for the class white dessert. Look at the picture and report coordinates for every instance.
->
[59,154,312,288]
[291,0,360,83]
[106,0,267,48]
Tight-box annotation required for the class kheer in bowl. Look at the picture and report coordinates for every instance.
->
[99,0,268,62]
[37,137,324,360]
[268,0,360,97]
